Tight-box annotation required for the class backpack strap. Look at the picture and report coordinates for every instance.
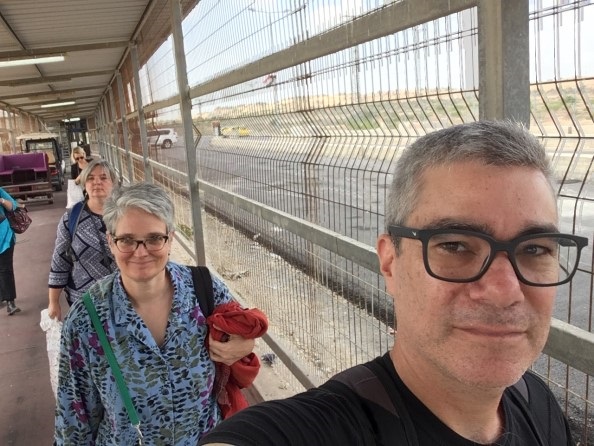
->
[332,364,398,415]
[511,375,529,401]
[190,265,215,317]
[508,373,552,444]
[332,362,418,445]
[65,201,86,264]
[68,201,85,237]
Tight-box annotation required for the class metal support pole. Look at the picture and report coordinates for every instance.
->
[171,0,206,265]
[97,103,104,157]
[101,101,112,162]
[478,0,530,124]
[116,72,134,183]
[11,111,18,152]
[92,112,99,154]
[130,44,153,183]
[108,86,124,183]
[94,111,102,157]
[101,100,114,166]
[99,111,107,158]
[7,108,16,153]
[96,110,105,159]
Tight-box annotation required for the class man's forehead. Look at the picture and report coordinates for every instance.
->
[409,162,558,231]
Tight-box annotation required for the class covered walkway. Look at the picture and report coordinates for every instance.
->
[0,191,66,444]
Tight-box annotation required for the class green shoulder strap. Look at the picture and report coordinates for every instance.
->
[82,292,144,445]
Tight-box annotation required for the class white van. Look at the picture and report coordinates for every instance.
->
[147,128,178,149]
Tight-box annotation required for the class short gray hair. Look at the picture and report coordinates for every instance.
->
[385,121,555,229]
[79,159,119,190]
[103,182,175,235]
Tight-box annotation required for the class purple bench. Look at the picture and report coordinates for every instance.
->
[0,153,53,203]
[0,152,48,177]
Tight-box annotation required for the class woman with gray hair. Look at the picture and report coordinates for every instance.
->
[48,159,119,320]
[54,182,256,445]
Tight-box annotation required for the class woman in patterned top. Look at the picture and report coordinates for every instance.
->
[47,159,118,320]
[54,182,255,446]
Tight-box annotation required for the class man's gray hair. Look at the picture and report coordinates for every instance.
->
[103,182,175,235]
[385,121,555,229]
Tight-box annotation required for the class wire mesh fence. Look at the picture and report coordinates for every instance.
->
[3,0,593,443]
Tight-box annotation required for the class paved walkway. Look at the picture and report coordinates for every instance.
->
[0,190,67,445]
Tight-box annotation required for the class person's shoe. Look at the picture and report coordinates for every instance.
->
[7,300,20,315]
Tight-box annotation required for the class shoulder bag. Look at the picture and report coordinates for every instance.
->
[7,206,32,234]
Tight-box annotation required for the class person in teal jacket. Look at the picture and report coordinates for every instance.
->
[0,188,20,315]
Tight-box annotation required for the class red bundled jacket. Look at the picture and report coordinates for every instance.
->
[206,302,268,418]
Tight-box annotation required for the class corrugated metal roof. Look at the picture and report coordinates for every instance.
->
[0,0,152,123]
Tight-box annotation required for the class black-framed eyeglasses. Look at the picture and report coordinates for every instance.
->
[111,234,169,253]
[388,225,589,287]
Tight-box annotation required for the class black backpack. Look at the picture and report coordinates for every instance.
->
[190,265,215,317]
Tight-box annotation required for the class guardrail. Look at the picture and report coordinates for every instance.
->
[196,175,594,376]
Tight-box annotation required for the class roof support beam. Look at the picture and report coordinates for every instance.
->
[1,85,105,100]
[0,41,129,58]
[0,70,114,87]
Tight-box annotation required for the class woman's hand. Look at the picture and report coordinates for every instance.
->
[48,300,62,321]
[209,329,255,366]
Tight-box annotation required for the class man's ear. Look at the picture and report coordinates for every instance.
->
[376,233,396,280]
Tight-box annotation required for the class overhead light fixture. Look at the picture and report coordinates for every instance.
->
[0,54,65,68]
[41,101,75,108]
[62,117,81,122]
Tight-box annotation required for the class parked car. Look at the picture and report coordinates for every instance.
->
[147,128,178,149]
[221,126,250,137]
[16,132,65,191]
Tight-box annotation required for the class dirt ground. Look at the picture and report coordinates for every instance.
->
[169,210,395,398]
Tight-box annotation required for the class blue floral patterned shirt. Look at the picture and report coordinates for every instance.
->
[54,261,233,446]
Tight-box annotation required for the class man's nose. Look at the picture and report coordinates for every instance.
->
[469,252,524,306]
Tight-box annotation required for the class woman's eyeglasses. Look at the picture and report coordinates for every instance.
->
[111,234,169,253]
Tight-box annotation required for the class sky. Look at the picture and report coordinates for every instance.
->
[138,0,594,113]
